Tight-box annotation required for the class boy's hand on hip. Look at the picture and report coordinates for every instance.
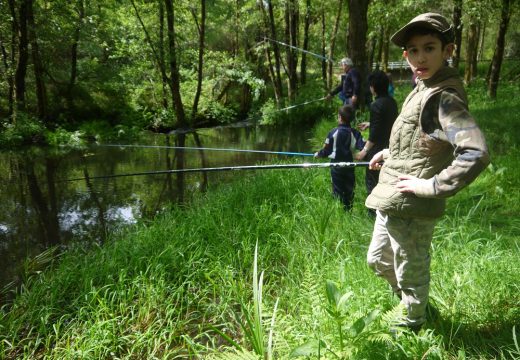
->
[396,175,434,197]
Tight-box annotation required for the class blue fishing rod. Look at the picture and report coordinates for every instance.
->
[100,144,314,157]
[63,161,370,182]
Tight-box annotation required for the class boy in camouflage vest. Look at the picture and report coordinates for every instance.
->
[365,13,490,332]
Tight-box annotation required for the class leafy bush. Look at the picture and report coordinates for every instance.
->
[44,128,86,147]
[0,114,46,147]
[78,120,142,142]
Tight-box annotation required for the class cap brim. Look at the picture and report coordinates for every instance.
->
[390,21,438,48]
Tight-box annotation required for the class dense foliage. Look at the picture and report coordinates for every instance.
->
[0,0,519,146]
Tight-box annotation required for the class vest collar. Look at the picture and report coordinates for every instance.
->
[417,66,459,89]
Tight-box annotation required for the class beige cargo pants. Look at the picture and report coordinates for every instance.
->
[367,210,437,326]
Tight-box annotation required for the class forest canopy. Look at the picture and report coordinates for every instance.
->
[0,0,518,143]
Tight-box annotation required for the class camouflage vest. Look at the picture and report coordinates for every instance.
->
[365,67,467,218]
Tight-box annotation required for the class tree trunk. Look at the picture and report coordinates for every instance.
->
[67,0,85,114]
[267,0,284,101]
[159,1,168,108]
[164,0,186,128]
[300,0,311,85]
[259,1,281,103]
[14,0,29,114]
[347,0,370,109]
[132,0,172,112]
[381,25,390,72]
[233,0,239,58]
[478,21,486,61]
[488,0,511,98]
[320,7,327,90]
[27,0,47,120]
[327,0,343,90]
[376,32,384,69]
[4,0,17,117]
[284,0,298,100]
[191,0,206,120]
[452,0,463,69]
[464,20,479,84]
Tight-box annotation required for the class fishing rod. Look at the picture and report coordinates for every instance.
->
[63,162,370,182]
[264,37,334,63]
[100,144,314,157]
[274,96,327,112]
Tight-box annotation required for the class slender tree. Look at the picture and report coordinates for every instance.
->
[327,0,343,90]
[463,19,479,84]
[285,0,299,100]
[320,7,327,89]
[3,0,17,117]
[488,0,512,98]
[347,0,370,108]
[14,0,29,114]
[452,0,463,69]
[164,0,186,128]
[191,0,206,120]
[158,1,168,109]
[259,1,281,104]
[27,0,47,119]
[300,0,311,85]
[381,25,390,72]
[258,0,284,104]
[131,0,174,114]
[267,0,284,101]
[67,0,85,114]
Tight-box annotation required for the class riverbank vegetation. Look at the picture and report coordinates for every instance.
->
[1,83,519,359]
[1,0,519,147]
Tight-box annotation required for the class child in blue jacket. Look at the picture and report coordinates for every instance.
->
[315,105,365,210]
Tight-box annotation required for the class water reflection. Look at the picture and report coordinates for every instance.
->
[0,123,313,295]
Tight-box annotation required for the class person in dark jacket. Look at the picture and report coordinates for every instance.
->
[356,71,399,201]
[326,58,361,108]
[315,105,365,210]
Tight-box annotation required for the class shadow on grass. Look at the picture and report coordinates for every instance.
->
[426,304,518,358]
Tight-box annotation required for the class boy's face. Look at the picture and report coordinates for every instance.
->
[403,34,453,80]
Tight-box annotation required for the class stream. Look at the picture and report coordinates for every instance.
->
[0,122,315,296]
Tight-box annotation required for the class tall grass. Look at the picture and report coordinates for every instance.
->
[0,83,519,359]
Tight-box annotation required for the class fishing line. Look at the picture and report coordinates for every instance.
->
[264,37,334,63]
[274,96,327,112]
[99,144,314,157]
[63,162,369,182]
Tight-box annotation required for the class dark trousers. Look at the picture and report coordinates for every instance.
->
[365,168,380,217]
[365,168,380,195]
[331,167,355,211]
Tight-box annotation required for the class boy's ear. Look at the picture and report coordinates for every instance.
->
[403,50,408,59]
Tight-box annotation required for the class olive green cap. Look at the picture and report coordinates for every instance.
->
[391,12,454,47]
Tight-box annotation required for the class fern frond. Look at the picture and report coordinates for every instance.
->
[381,303,407,326]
